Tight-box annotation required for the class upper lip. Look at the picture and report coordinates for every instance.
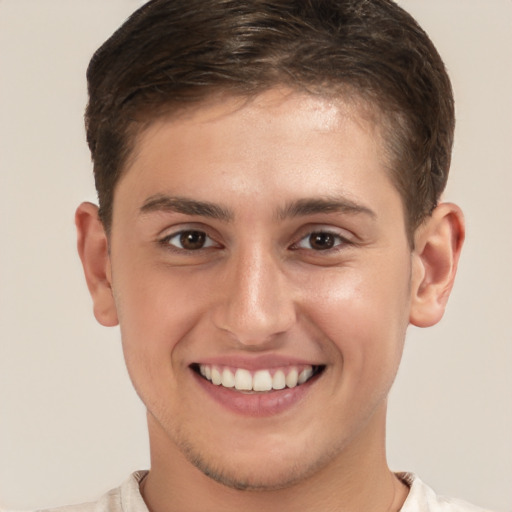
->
[189,354,324,371]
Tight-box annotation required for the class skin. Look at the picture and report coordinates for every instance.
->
[77,88,464,512]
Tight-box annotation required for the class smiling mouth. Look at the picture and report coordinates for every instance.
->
[191,364,325,393]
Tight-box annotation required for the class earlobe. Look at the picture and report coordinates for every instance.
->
[409,202,465,328]
[75,202,119,327]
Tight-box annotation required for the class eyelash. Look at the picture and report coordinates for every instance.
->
[291,230,351,252]
[160,230,221,251]
[159,228,351,253]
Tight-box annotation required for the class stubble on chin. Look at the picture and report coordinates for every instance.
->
[171,422,344,492]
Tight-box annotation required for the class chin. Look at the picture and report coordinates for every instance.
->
[178,434,334,492]
[194,458,311,491]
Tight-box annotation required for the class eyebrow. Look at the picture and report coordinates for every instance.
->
[139,194,375,223]
[277,197,376,220]
[140,194,233,222]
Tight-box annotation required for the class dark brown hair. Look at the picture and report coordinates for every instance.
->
[85,0,454,238]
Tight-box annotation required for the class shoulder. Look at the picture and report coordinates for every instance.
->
[398,473,494,512]
[32,471,148,512]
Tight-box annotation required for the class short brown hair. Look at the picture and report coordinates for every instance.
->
[85,0,454,238]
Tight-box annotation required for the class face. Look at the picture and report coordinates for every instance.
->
[107,89,415,489]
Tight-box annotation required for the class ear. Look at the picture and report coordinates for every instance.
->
[75,202,119,327]
[409,202,465,327]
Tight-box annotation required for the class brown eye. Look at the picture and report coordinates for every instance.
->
[294,231,346,251]
[309,232,336,250]
[165,230,216,250]
[180,231,206,250]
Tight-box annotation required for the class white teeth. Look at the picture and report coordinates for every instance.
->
[298,367,313,384]
[253,370,273,391]
[221,368,235,388]
[234,368,252,391]
[285,368,299,388]
[199,364,212,381]
[198,365,317,392]
[211,367,222,385]
[272,370,286,390]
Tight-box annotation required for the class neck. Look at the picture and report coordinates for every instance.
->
[141,404,408,512]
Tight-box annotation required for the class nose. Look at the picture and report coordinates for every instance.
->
[211,246,296,347]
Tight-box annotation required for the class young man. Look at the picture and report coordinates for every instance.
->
[65,0,483,510]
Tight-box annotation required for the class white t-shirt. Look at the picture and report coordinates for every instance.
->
[32,471,491,512]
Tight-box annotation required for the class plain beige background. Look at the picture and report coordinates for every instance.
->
[0,1,511,510]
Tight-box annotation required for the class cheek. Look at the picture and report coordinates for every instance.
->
[112,262,212,373]
[303,259,411,372]
[113,267,209,417]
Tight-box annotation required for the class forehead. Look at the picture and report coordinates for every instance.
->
[126,87,387,172]
[114,88,400,222]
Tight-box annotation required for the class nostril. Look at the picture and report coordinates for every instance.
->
[210,258,296,344]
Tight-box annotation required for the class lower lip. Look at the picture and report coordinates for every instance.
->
[192,370,319,417]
